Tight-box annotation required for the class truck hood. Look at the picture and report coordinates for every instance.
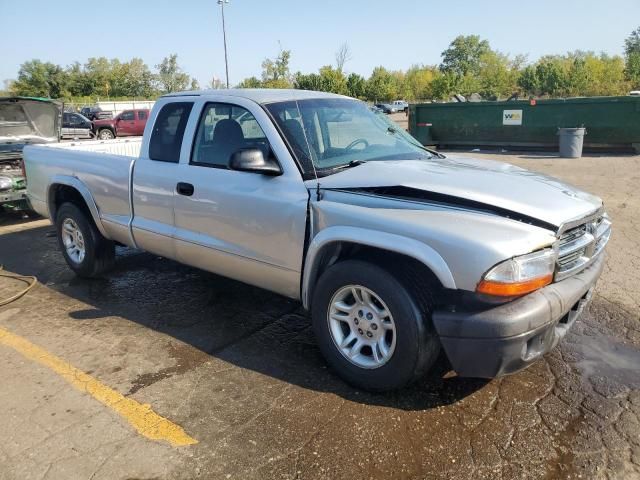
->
[316,156,603,230]
[0,97,61,151]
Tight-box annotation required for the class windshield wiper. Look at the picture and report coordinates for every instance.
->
[331,159,367,171]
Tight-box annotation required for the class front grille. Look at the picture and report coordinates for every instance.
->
[556,213,611,280]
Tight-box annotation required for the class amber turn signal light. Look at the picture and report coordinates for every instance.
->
[476,274,553,297]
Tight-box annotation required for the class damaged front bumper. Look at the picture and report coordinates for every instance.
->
[1,188,29,206]
[432,254,605,378]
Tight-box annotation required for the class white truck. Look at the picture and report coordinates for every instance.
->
[391,100,409,112]
[24,89,610,391]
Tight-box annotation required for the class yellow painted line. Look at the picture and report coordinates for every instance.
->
[0,325,198,447]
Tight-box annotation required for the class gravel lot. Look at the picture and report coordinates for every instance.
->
[0,150,639,480]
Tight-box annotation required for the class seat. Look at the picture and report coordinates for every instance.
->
[199,118,245,166]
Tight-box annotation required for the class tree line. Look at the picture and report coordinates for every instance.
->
[5,28,640,103]
[4,54,199,102]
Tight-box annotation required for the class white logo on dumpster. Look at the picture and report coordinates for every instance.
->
[503,109,523,125]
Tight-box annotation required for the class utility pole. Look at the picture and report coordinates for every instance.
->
[218,0,230,88]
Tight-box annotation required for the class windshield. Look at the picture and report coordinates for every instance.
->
[265,98,433,178]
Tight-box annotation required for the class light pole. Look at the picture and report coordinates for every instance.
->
[218,0,230,88]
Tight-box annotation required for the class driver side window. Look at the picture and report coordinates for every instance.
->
[191,103,270,168]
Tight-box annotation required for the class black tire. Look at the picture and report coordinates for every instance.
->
[311,260,440,391]
[98,128,114,140]
[56,202,115,277]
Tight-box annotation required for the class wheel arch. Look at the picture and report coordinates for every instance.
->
[97,126,116,137]
[47,176,109,238]
[301,226,456,309]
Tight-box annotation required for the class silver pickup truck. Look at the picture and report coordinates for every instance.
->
[24,89,611,391]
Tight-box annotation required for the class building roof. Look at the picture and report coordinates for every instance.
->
[163,88,349,104]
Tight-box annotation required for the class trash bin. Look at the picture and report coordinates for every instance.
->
[558,127,586,158]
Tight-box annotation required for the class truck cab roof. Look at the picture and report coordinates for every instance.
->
[163,88,350,105]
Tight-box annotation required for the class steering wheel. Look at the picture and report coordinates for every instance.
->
[345,138,369,151]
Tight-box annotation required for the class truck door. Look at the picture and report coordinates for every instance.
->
[131,101,194,259]
[117,110,136,136]
[172,101,308,299]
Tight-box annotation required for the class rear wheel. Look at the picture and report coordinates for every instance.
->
[312,260,440,391]
[56,203,115,277]
[98,128,114,140]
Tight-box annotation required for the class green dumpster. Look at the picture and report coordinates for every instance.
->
[409,96,640,153]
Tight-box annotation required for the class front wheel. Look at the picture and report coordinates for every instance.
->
[98,128,114,140]
[312,260,440,391]
[56,203,115,277]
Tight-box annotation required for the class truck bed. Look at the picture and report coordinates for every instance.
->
[35,138,142,157]
[24,138,140,245]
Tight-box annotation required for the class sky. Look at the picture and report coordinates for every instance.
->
[1,0,639,87]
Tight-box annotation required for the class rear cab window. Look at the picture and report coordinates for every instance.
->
[149,102,194,162]
[138,110,148,120]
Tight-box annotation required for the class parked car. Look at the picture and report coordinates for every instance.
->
[80,106,112,121]
[24,89,611,391]
[61,112,93,139]
[374,103,397,114]
[92,109,149,139]
[0,96,61,213]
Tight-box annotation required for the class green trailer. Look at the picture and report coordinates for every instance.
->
[409,95,640,153]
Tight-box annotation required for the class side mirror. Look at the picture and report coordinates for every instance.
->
[230,148,282,176]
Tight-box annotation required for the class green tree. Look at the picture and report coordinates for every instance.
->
[589,54,627,95]
[236,76,262,88]
[83,57,114,97]
[155,54,190,93]
[346,73,366,99]
[565,55,591,97]
[476,51,516,100]
[403,65,438,100]
[626,53,640,88]
[430,71,460,100]
[534,57,569,96]
[518,65,539,96]
[365,66,398,101]
[625,26,640,87]
[294,72,322,91]
[261,49,292,88]
[440,35,491,77]
[122,58,156,97]
[318,66,348,94]
[625,26,640,56]
[294,66,347,94]
[11,60,68,98]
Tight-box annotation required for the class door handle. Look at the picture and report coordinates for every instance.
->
[176,182,194,196]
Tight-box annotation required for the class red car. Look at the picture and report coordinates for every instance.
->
[92,109,149,140]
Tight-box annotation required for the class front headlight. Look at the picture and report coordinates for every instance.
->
[476,249,556,297]
[0,176,13,191]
